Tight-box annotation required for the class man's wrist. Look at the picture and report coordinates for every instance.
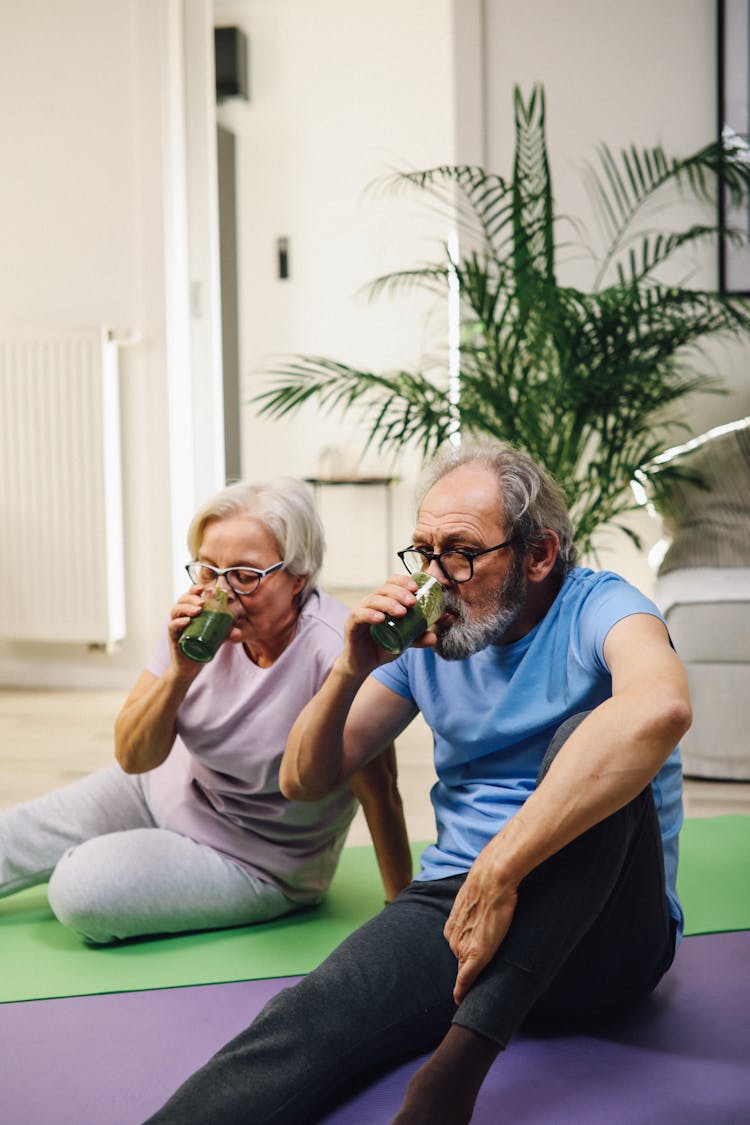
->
[482,819,536,889]
[330,652,372,692]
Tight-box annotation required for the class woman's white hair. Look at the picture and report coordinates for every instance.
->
[187,477,325,602]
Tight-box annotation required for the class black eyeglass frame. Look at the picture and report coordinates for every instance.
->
[397,538,517,584]
[185,560,285,596]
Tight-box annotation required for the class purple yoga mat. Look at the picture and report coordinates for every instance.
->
[1,932,748,1124]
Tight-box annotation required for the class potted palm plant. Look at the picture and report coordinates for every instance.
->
[253,85,750,556]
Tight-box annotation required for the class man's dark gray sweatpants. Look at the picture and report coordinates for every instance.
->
[144,714,678,1124]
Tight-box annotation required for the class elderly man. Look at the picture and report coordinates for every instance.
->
[147,440,690,1125]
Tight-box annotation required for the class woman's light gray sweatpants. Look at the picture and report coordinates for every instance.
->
[0,764,297,943]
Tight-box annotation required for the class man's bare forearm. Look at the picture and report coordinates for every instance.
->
[280,655,369,801]
[282,576,427,803]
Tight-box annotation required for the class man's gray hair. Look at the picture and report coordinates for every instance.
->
[416,439,578,575]
[187,477,325,602]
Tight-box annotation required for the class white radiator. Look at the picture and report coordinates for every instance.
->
[0,326,126,646]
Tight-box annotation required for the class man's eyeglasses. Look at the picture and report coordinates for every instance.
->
[397,539,516,584]
[185,561,285,596]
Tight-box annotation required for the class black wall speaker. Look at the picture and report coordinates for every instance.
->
[214,27,249,102]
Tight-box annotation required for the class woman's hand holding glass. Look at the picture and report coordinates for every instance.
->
[169,585,242,674]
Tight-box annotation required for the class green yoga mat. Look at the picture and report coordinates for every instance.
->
[677,814,750,936]
[1,817,747,1004]
[0,841,424,1004]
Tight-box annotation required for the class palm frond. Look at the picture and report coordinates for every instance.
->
[251,84,750,557]
[512,84,556,290]
[361,265,450,304]
[613,224,726,283]
[255,357,454,458]
[587,135,750,288]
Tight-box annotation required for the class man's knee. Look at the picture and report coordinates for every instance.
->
[538,711,592,782]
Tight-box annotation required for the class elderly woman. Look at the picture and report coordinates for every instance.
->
[0,478,412,943]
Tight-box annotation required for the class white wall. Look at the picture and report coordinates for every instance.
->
[0,0,224,687]
[217,0,748,596]
[478,0,750,590]
[0,0,742,687]
[214,0,457,586]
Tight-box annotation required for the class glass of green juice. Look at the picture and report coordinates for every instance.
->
[178,587,237,663]
[369,573,446,655]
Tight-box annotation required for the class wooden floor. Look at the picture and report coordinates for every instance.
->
[0,686,436,844]
[1,686,749,845]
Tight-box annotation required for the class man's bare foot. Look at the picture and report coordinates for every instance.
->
[391,1067,475,1124]
[391,1025,500,1124]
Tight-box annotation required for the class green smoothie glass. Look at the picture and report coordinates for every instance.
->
[179,587,236,663]
[370,573,446,655]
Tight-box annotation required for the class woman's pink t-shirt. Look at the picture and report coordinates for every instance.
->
[142,589,356,903]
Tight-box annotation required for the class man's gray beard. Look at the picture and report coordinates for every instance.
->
[434,556,527,661]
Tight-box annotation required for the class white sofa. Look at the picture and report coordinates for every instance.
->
[636,418,750,779]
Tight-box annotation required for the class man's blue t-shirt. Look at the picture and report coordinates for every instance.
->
[372,567,684,937]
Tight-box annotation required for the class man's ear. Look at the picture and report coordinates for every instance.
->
[523,530,560,584]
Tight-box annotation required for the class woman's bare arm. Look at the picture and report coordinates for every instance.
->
[114,589,206,773]
[349,743,414,902]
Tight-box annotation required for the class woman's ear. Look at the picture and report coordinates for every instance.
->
[524,530,560,584]
[291,573,308,604]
